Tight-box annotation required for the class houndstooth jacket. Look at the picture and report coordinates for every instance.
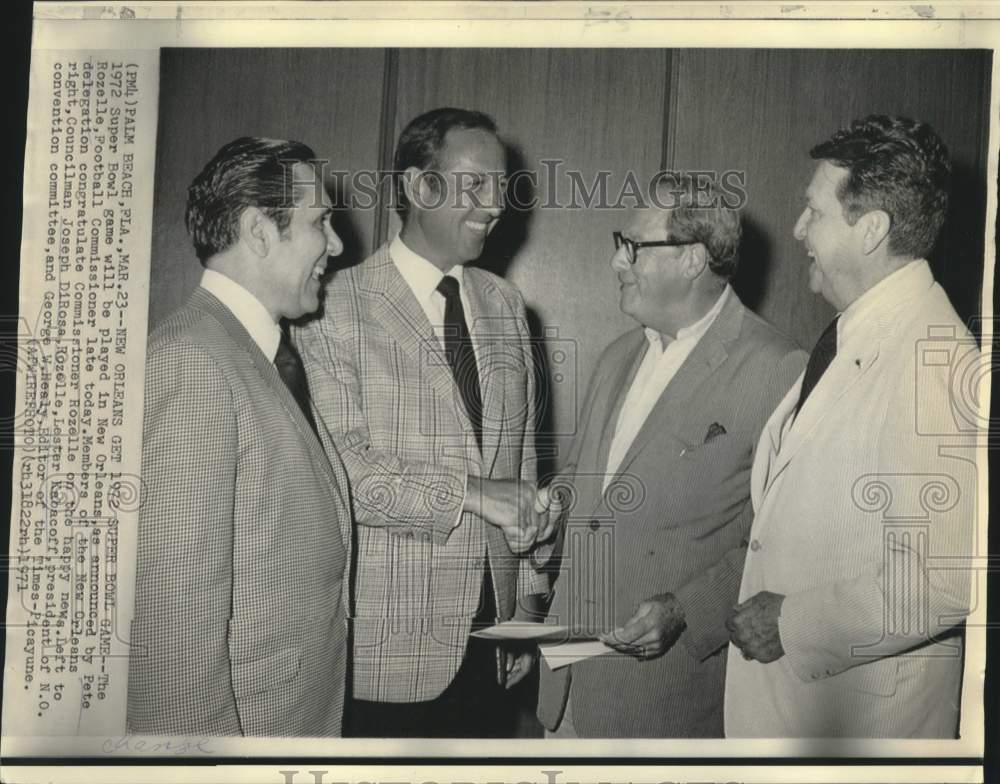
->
[127,288,352,736]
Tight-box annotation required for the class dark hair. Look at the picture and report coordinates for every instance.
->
[185,136,317,262]
[393,107,499,218]
[653,172,742,279]
[810,115,951,259]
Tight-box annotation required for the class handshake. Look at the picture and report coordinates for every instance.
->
[465,476,565,553]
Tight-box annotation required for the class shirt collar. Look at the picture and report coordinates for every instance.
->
[838,259,926,347]
[390,234,465,304]
[644,284,731,350]
[199,268,282,362]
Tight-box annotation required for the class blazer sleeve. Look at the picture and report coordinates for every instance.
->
[510,289,550,597]
[675,346,808,661]
[295,313,468,547]
[127,340,241,735]
[530,343,605,575]
[777,342,977,682]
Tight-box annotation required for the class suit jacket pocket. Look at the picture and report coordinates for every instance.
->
[675,431,753,490]
[231,647,301,699]
[848,656,899,697]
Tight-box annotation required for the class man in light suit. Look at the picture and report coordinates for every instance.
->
[536,173,807,737]
[296,108,556,738]
[127,138,352,736]
[726,116,979,738]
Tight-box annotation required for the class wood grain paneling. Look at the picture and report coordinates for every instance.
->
[150,49,386,327]
[150,47,990,443]
[669,49,991,346]
[394,49,669,455]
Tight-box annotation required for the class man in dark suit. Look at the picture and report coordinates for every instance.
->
[296,108,557,738]
[536,173,806,737]
[127,137,352,736]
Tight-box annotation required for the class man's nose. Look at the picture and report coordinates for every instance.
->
[792,210,807,241]
[610,245,630,271]
[326,226,344,257]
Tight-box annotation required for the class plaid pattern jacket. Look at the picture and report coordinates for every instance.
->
[127,289,352,736]
[296,243,546,702]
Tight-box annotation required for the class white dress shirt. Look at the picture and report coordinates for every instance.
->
[200,268,281,362]
[390,234,479,369]
[603,285,731,490]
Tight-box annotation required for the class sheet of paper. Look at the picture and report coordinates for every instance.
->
[539,640,614,670]
[470,621,598,643]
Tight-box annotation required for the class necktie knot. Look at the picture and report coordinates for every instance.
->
[437,274,460,301]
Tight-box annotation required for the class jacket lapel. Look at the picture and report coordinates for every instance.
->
[360,246,482,460]
[595,331,648,484]
[188,289,348,507]
[762,263,935,484]
[751,377,802,505]
[363,247,473,407]
[764,346,879,481]
[464,270,505,473]
[612,291,743,481]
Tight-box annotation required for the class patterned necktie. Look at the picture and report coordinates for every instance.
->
[795,315,840,415]
[436,275,483,451]
[274,326,319,436]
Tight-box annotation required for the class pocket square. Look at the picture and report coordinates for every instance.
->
[704,422,727,443]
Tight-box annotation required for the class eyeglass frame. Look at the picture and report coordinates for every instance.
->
[612,230,695,264]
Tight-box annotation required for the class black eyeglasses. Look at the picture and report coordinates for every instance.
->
[613,231,694,264]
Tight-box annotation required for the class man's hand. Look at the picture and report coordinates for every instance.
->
[599,593,687,660]
[534,485,564,543]
[504,648,536,689]
[466,477,541,553]
[726,590,785,663]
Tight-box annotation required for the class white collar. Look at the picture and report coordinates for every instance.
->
[390,233,465,303]
[199,268,282,362]
[838,260,926,347]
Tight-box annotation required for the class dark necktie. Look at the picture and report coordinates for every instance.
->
[274,326,319,436]
[437,277,499,662]
[795,315,840,415]
[436,275,483,451]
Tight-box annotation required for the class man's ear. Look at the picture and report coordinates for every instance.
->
[239,206,274,258]
[403,165,444,212]
[683,243,709,280]
[859,209,891,255]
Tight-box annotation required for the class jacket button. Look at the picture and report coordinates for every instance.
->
[749,539,761,552]
[588,519,600,530]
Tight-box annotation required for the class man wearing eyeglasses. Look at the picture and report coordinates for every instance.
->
[536,172,806,737]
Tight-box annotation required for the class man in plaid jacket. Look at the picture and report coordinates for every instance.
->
[296,108,557,737]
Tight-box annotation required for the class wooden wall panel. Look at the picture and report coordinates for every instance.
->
[150,47,990,447]
[394,49,669,455]
[150,49,386,327]
[669,49,991,347]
